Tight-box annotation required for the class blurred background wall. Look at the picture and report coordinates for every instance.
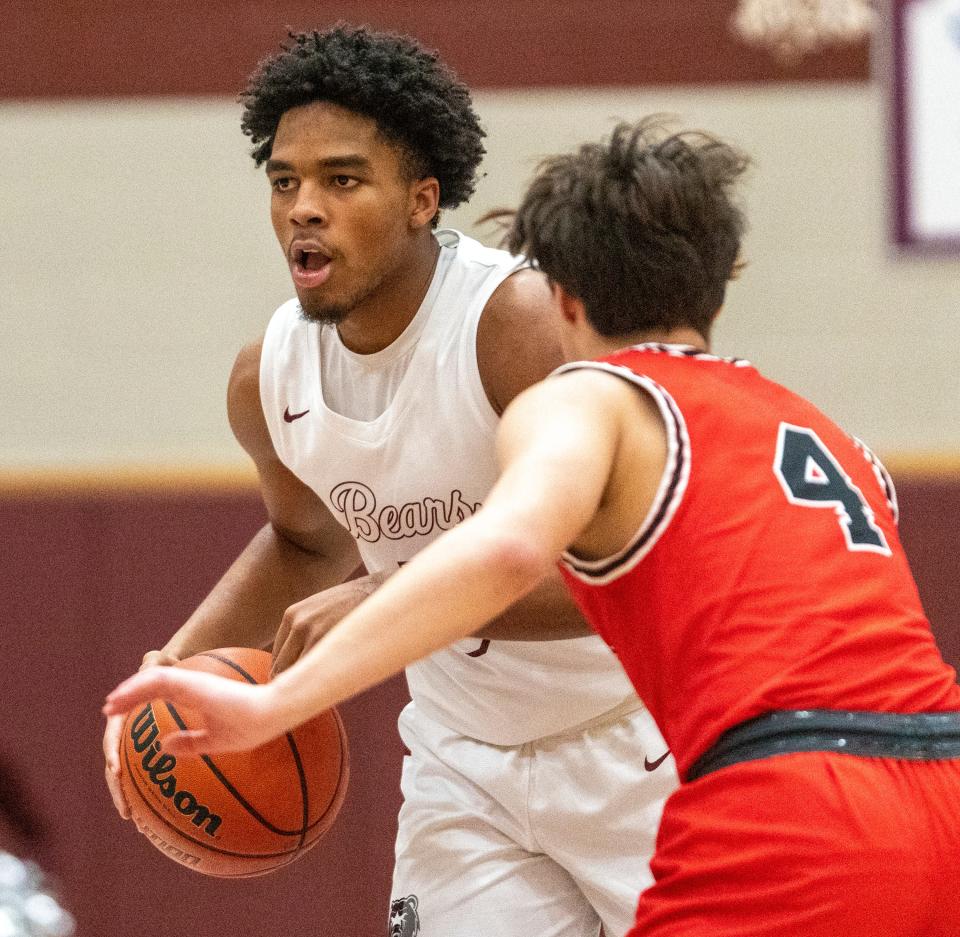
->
[1,2,957,935]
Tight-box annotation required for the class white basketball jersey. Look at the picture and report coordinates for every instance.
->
[260,230,638,744]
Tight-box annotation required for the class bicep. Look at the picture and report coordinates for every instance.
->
[486,378,621,559]
[476,269,564,415]
[227,340,360,564]
[256,457,360,563]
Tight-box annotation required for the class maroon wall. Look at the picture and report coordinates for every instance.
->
[1,0,867,100]
[893,477,960,668]
[2,489,408,937]
[2,473,958,935]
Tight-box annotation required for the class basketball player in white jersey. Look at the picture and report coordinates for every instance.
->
[102,25,675,937]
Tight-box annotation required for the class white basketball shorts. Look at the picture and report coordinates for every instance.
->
[388,698,677,937]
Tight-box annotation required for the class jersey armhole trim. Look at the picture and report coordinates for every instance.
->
[555,361,691,585]
[259,299,302,466]
[853,435,900,524]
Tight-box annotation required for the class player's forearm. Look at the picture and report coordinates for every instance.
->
[161,523,360,659]
[477,569,592,640]
[268,516,551,728]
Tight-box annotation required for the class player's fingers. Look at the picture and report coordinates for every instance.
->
[272,612,291,659]
[103,672,166,716]
[103,714,131,818]
[271,624,306,676]
[104,762,132,820]
[103,668,211,716]
[102,713,124,769]
[159,729,211,756]
[141,649,179,670]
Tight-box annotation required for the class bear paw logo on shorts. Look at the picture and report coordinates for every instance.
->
[388,895,420,937]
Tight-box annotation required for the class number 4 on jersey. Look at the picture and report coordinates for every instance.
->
[774,423,891,555]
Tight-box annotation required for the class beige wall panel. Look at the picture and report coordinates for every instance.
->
[1,99,291,468]
[2,85,957,470]
[451,86,959,456]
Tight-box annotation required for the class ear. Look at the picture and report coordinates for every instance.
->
[409,177,441,230]
[553,282,586,327]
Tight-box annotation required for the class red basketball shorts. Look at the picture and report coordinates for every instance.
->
[629,751,960,937]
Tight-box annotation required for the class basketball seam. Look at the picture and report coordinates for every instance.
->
[122,734,304,860]
[195,652,337,874]
[265,714,350,873]
[192,652,312,842]
[165,701,309,837]
[198,652,345,839]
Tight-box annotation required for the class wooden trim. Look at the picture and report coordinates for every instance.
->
[0,464,258,496]
[878,452,960,479]
[0,451,956,497]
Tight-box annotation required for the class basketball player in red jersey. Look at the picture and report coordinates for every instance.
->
[106,118,960,936]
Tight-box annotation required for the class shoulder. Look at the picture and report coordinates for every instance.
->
[510,365,644,423]
[480,266,556,338]
[227,338,275,464]
[502,365,667,456]
[476,267,564,415]
[557,363,671,425]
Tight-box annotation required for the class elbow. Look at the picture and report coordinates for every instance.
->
[485,529,555,592]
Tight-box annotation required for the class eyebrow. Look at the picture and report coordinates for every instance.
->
[264,154,372,174]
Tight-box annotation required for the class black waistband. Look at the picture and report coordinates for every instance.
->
[686,709,960,782]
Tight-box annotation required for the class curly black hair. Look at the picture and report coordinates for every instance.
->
[241,24,486,216]
[508,117,749,339]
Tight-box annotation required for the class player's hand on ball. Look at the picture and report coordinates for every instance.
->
[103,667,280,755]
[103,648,179,819]
[272,572,387,675]
[103,714,132,819]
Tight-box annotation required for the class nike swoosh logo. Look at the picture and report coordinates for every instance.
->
[644,751,671,772]
[465,639,490,658]
[283,406,310,423]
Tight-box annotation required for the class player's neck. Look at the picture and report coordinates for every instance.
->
[336,235,442,355]
[587,326,709,359]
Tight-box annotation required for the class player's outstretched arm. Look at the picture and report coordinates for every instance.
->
[472,268,593,640]
[105,667,278,755]
[103,373,625,752]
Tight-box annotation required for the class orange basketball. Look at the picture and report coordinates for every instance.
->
[119,647,349,877]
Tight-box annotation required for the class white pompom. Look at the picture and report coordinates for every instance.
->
[732,0,876,61]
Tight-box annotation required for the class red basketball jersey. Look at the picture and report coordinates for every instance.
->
[557,344,960,780]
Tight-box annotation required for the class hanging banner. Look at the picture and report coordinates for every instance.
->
[892,0,960,251]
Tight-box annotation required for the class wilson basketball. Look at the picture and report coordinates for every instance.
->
[119,647,349,877]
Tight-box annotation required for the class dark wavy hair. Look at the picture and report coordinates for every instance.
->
[241,24,486,220]
[507,117,750,339]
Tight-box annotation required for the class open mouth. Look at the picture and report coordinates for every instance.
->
[291,245,333,289]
